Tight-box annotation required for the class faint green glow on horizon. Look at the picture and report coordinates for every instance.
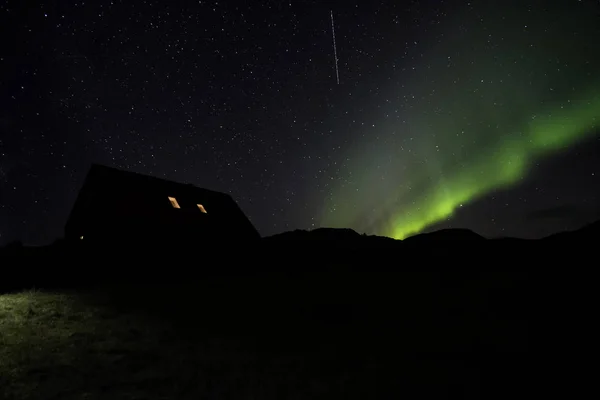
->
[389,92,600,239]
[387,94,599,239]
[319,89,600,240]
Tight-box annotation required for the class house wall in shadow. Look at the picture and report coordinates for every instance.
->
[65,164,260,245]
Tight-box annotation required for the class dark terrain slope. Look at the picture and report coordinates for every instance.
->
[1,219,598,291]
[0,221,596,398]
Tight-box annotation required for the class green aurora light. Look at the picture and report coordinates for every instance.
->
[319,2,600,239]
[386,93,600,239]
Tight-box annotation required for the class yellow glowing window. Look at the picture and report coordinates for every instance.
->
[197,204,207,213]
[168,196,181,208]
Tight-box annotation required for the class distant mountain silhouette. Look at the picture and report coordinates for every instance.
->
[264,227,398,247]
[265,227,363,241]
[542,219,600,241]
[1,218,599,295]
[403,228,486,242]
[265,227,487,242]
[264,219,600,243]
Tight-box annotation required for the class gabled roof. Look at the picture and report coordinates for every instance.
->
[85,164,229,199]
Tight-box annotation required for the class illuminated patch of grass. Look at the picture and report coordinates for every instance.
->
[0,289,257,399]
[0,274,531,399]
[0,287,364,399]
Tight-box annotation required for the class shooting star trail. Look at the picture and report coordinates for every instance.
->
[330,10,340,85]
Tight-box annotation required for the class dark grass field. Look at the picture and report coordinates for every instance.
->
[4,228,596,399]
[0,254,538,400]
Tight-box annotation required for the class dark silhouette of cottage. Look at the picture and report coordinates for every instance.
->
[65,164,260,245]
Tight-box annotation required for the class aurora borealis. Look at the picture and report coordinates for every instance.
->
[319,1,600,239]
[369,89,599,240]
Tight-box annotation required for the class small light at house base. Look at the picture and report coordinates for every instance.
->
[80,235,84,240]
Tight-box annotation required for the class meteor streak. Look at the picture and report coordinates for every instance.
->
[330,10,340,85]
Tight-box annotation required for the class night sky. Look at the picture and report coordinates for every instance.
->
[1,0,599,245]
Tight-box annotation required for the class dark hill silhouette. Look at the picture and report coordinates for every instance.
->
[265,227,398,245]
[542,219,600,241]
[490,236,531,243]
[265,227,363,241]
[264,219,599,244]
[403,228,486,242]
[1,218,599,294]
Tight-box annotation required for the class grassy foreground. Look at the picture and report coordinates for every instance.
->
[0,289,281,400]
[1,272,531,399]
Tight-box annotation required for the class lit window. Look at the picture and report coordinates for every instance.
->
[168,196,181,208]
[197,204,207,213]
[80,235,84,240]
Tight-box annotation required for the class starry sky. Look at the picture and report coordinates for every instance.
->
[1,0,599,245]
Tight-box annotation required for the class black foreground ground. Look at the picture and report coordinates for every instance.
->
[1,226,595,399]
